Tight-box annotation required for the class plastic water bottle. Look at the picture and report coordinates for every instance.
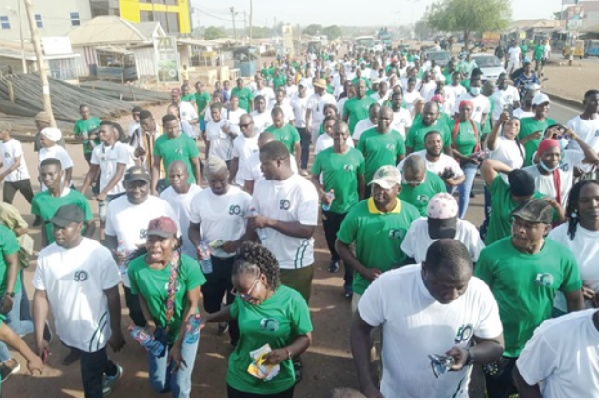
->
[128,325,164,357]
[199,241,213,274]
[116,242,128,274]
[184,313,203,344]
[321,190,335,211]
[248,207,268,241]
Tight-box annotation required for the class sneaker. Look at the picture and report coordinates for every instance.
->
[300,169,309,177]
[61,348,81,366]
[328,260,340,273]
[102,365,123,397]
[343,284,353,299]
[43,321,53,343]
[0,359,20,382]
[218,321,229,336]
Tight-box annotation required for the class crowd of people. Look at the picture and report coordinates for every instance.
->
[0,41,596,399]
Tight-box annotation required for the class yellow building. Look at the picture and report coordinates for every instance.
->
[118,0,191,34]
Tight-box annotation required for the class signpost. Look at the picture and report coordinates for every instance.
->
[154,36,180,89]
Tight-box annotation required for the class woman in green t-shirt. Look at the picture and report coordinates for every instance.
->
[452,100,483,219]
[128,216,205,398]
[203,242,313,398]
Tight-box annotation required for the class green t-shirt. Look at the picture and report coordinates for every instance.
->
[482,95,495,135]
[475,237,582,357]
[533,44,545,60]
[231,87,254,113]
[343,97,377,134]
[406,119,452,152]
[517,117,556,166]
[128,254,206,345]
[399,171,447,216]
[326,84,335,95]
[73,117,102,155]
[337,198,420,295]
[265,124,301,154]
[227,285,313,395]
[0,225,21,295]
[453,121,478,156]
[366,89,376,97]
[460,79,471,91]
[194,91,211,118]
[181,94,195,102]
[520,44,529,54]
[273,75,286,90]
[153,133,200,184]
[31,189,94,244]
[484,175,547,245]
[357,128,406,183]
[311,147,365,214]
[351,77,371,89]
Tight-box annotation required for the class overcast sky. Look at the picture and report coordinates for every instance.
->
[190,0,565,28]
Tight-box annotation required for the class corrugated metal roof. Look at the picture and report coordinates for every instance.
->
[68,16,153,46]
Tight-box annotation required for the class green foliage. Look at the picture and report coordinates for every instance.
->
[303,24,323,36]
[250,26,273,39]
[323,25,342,40]
[204,26,226,40]
[426,0,511,39]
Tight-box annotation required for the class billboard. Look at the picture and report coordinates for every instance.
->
[154,36,180,82]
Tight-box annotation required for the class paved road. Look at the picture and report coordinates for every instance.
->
[548,99,583,123]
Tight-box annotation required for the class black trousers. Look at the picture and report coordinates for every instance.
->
[124,286,147,328]
[298,127,310,170]
[322,210,353,286]
[201,255,239,345]
[227,384,294,398]
[484,357,518,398]
[3,179,34,204]
[80,347,118,398]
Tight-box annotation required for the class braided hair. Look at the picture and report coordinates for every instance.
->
[566,179,599,240]
[233,241,280,291]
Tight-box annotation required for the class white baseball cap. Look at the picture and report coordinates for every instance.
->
[532,92,551,106]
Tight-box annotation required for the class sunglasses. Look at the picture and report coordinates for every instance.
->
[230,278,260,300]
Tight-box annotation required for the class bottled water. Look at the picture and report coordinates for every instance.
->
[128,325,164,357]
[184,314,203,344]
[199,240,213,274]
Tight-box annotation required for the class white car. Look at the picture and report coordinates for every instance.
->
[471,53,505,82]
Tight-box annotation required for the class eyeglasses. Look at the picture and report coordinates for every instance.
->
[230,279,260,300]
[402,177,425,185]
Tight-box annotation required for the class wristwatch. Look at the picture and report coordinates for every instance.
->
[4,292,14,298]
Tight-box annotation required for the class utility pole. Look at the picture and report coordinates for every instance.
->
[17,0,27,73]
[23,0,56,127]
[230,7,237,41]
[249,0,253,39]
[243,11,247,38]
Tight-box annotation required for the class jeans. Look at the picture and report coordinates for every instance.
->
[0,289,34,362]
[322,210,353,288]
[80,347,118,398]
[458,163,478,219]
[298,127,310,170]
[479,186,492,240]
[484,357,518,398]
[3,179,34,204]
[147,331,199,398]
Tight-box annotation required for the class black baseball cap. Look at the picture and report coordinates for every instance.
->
[511,199,553,224]
[50,204,84,227]
[124,166,150,183]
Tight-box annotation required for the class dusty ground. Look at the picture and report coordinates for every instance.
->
[532,56,599,102]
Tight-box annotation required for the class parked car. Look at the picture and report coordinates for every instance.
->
[423,50,452,67]
[471,53,505,82]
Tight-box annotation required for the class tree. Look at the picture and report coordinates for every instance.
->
[323,25,342,41]
[426,0,510,44]
[204,26,226,40]
[249,26,272,39]
[302,24,323,36]
[414,20,434,41]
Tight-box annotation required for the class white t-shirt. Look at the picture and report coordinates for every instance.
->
[454,93,491,124]
[32,238,121,352]
[314,134,354,155]
[352,119,376,141]
[204,107,228,123]
[444,84,467,113]
[398,150,464,178]
[240,151,298,184]
[90,142,130,195]
[420,81,438,102]
[391,108,413,138]
[516,309,599,399]
[488,136,525,172]
[105,195,179,287]
[250,110,273,134]
[227,108,246,136]
[285,84,298,99]
[128,121,140,137]
[291,95,310,129]
[253,87,275,104]
[507,46,522,63]
[205,119,234,161]
[358,264,503,398]
[39,145,74,190]
[231,134,259,186]
[307,93,337,129]
[491,86,520,120]
[268,102,295,124]
[548,224,599,312]
[179,101,198,123]
[401,218,484,263]
[566,115,600,154]
[250,174,319,269]
[403,90,423,113]
[523,150,582,206]
[512,108,535,120]
[189,186,251,258]
[160,184,203,259]
[336,97,348,116]
[0,139,30,182]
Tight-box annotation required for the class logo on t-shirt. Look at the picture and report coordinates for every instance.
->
[388,228,406,239]
[386,144,396,151]
[74,270,89,282]
[229,205,242,215]
[454,324,474,344]
[280,200,291,210]
[343,164,355,172]
[476,106,482,112]
[259,318,280,332]
[163,281,181,293]
[174,148,183,155]
[416,194,430,206]
[140,229,148,239]
[561,163,569,172]
[3,152,9,159]
[535,273,554,287]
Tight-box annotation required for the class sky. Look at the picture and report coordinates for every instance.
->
[190,0,567,29]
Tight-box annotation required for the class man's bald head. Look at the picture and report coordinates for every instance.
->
[403,154,426,175]
[258,132,276,148]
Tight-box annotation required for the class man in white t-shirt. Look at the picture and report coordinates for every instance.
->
[171,88,198,127]
[204,104,234,162]
[454,76,491,126]
[306,79,337,142]
[0,122,33,206]
[226,96,246,137]
[514,309,599,398]
[352,103,379,144]
[230,114,259,186]
[269,88,295,125]
[444,71,467,114]
[246,140,318,303]
[81,122,130,239]
[290,80,312,172]
[401,193,484,263]
[33,204,125,397]
[506,40,522,75]
[314,116,355,155]
[160,161,202,259]
[351,239,504,398]
[104,166,178,327]
[398,131,465,188]
[491,74,521,123]
[253,76,275,104]
[250,95,273,134]
[566,89,600,154]
[38,127,74,191]
[390,92,413,139]
[189,157,251,346]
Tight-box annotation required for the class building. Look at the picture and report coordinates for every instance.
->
[89,0,191,34]
[0,0,92,41]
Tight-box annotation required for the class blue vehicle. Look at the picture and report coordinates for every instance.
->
[585,40,599,57]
